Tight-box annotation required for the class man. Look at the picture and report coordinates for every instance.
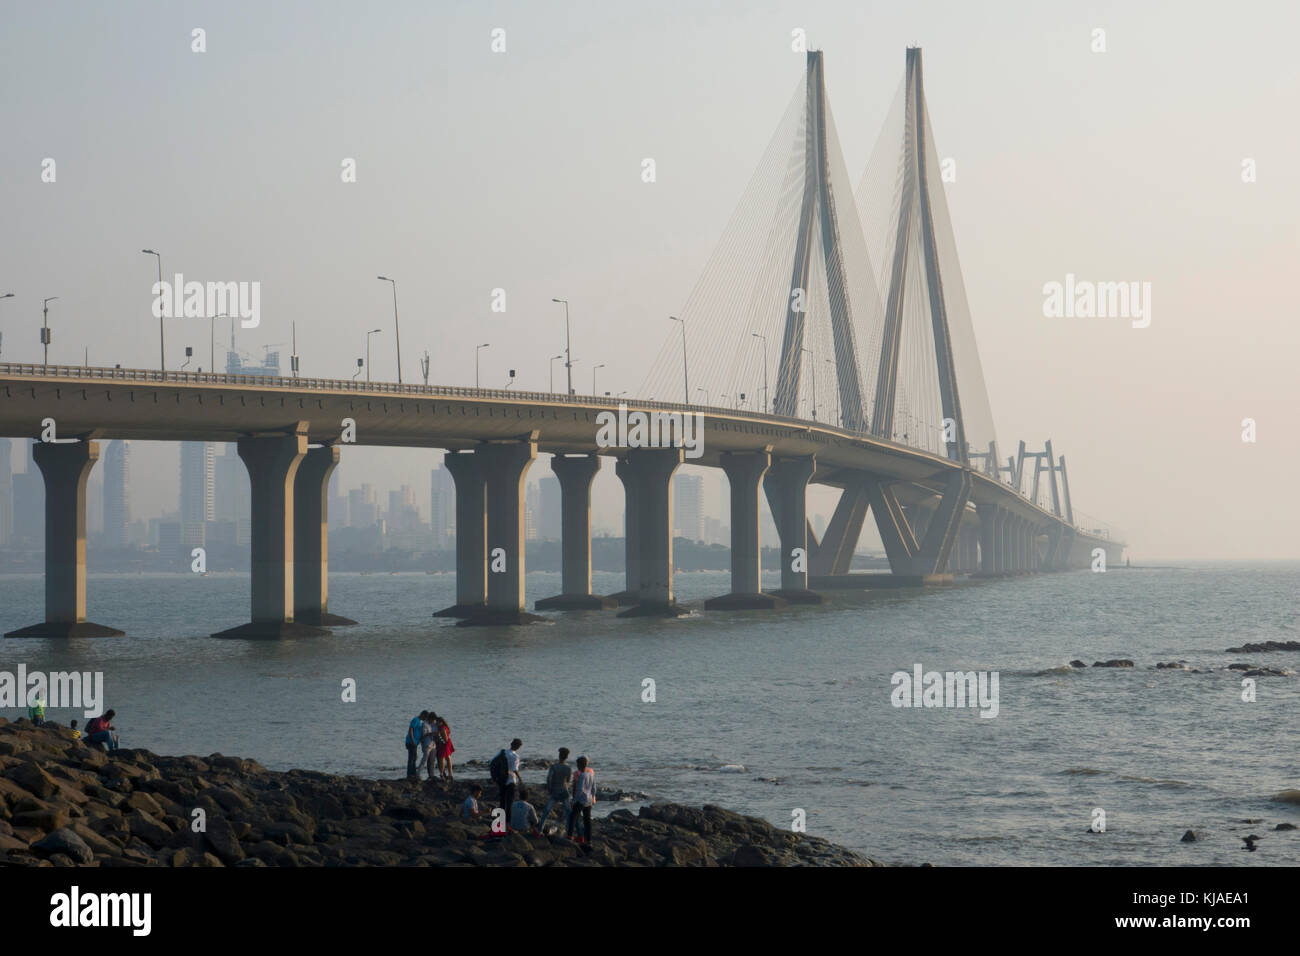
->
[27,693,45,726]
[85,710,119,751]
[567,754,596,845]
[492,738,523,818]
[405,711,426,779]
[510,786,539,834]
[537,747,572,833]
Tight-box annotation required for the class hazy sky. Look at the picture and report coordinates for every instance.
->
[3,0,1298,559]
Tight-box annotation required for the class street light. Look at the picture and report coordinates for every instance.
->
[377,276,402,385]
[353,358,363,380]
[208,312,230,374]
[142,249,163,371]
[670,315,688,404]
[696,386,710,407]
[549,353,563,393]
[800,347,816,420]
[551,298,573,395]
[41,296,58,368]
[592,363,605,396]
[365,328,382,384]
[1,294,12,359]
[475,342,490,388]
[751,331,769,413]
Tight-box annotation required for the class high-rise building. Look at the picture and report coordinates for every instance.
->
[349,484,377,528]
[524,484,539,542]
[0,438,12,547]
[179,442,215,549]
[388,485,419,532]
[429,464,454,548]
[673,473,704,542]
[102,440,130,549]
[538,475,561,541]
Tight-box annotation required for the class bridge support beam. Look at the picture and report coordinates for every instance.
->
[617,448,687,617]
[865,472,968,580]
[610,457,641,606]
[707,451,787,610]
[6,440,125,638]
[461,438,543,625]
[536,453,616,611]
[764,456,824,603]
[214,424,326,638]
[434,450,487,618]
[809,480,869,576]
[293,445,355,626]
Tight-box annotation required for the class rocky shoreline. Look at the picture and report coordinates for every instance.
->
[0,720,877,867]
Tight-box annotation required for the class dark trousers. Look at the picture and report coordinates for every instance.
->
[498,782,516,825]
[405,742,418,777]
[567,802,592,842]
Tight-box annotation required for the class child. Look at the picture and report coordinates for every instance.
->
[461,783,483,820]
[70,719,81,741]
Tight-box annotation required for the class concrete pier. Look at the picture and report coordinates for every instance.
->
[706,451,786,610]
[610,456,641,606]
[764,456,824,604]
[434,450,488,618]
[293,445,355,626]
[617,447,688,618]
[5,440,124,638]
[214,423,326,638]
[536,453,616,611]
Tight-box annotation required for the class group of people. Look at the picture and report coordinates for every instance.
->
[24,698,121,752]
[485,740,598,844]
[404,710,455,782]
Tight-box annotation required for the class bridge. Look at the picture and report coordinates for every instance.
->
[0,48,1123,638]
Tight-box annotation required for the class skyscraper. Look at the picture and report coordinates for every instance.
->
[102,440,130,549]
[179,441,215,549]
[349,484,377,528]
[429,464,454,548]
[673,473,704,543]
[213,443,250,547]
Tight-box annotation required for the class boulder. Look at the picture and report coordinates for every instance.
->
[31,827,94,864]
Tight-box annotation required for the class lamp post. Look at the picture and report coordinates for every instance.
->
[475,342,489,388]
[551,298,572,395]
[208,312,230,374]
[670,315,688,404]
[41,296,58,368]
[549,353,563,393]
[377,276,401,385]
[353,358,363,380]
[142,249,163,370]
[800,347,816,420]
[592,363,605,396]
[0,293,11,360]
[751,331,768,413]
[365,328,381,384]
[696,386,709,407]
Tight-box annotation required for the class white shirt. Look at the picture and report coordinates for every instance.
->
[573,767,596,806]
[506,748,521,783]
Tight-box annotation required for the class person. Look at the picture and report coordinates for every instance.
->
[405,711,426,779]
[461,783,484,820]
[70,719,81,741]
[435,715,455,782]
[567,755,596,845]
[27,693,45,726]
[510,786,539,834]
[85,710,120,751]
[537,747,572,833]
[421,712,437,780]
[491,738,523,816]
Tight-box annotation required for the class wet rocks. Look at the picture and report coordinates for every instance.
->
[1069,660,1087,669]
[1225,640,1300,653]
[0,721,878,867]
[1180,830,1197,842]
[1092,660,1134,668]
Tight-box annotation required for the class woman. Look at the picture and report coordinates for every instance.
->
[434,715,455,782]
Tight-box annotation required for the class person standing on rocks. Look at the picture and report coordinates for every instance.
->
[406,711,426,779]
[85,710,119,751]
[434,715,455,782]
[537,747,572,833]
[491,738,523,816]
[27,692,45,726]
[567,754,596,845]
[421,712,438,779]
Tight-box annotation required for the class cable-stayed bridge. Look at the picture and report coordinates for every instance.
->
[0,48,1122,636]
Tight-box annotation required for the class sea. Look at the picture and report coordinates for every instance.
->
[1,562,1297,866]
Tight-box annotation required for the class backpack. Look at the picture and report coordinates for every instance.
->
[489,749,509,786]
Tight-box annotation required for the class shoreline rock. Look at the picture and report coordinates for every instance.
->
[0,720,878,867]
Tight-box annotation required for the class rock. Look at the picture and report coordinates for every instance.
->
[1180,830,1197,842]
[1225,640,1300,653]
[1092,659,1134,668]
[125,809,173,849]
[31,827,94,864]
[201,816,245,865]
[5,761,59,799]
[125,791,165,817]
[1272,790,1300,805]
[1068,660,1087,668]
[12,807,67,832]
[1274,823,1297,831]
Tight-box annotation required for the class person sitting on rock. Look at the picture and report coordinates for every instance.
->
[567,755,596,845]
[510,785,539,835]
[70,719,81,741]
[85,710,119,751]
[461,783,484,820]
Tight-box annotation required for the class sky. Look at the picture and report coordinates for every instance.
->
[2,0,1298,559]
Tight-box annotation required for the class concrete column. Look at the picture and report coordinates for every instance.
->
[617,447,686,617]
[6,440,124,638]
[293,445,354,626]
[471,438,542,625]
[214,423,325,638]
[536,454,615,610]
[706,451,786,610]
[611,457,641,605]
[997,509,1010,574]
[977,504,997,576]
[434,450,487,618]
[764,456,823,603]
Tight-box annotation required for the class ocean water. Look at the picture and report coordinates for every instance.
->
[1,563,1298,866]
